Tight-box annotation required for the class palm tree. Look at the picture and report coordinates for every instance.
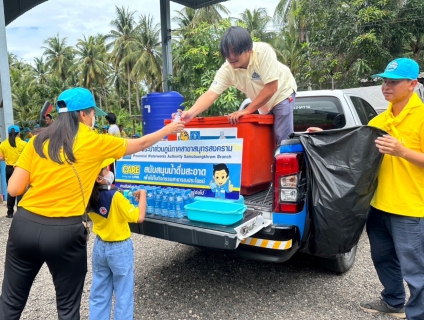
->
[274,0,308,42]
[272,17,304,77]
[237,8,273,42]
[31,56,49,85]
[173,4,230,37]
[273,0,296,26]
[106,6,138,115]
[10,68,39,121]
[172,7,197,40]
[74,35,110,97]
[42,34,74,83]
[125,14,162,98]
[191,4,230,26]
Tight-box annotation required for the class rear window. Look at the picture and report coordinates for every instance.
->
[294,96,346,132]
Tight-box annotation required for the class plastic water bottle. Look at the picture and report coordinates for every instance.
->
[146,187,154,214]
[154,188,163,215]
[182,190,190,217]
[168,192,176,218]
[173,110,182,122]
[175,192,184,218]
[188,190,195,204]
[161,190,169,217]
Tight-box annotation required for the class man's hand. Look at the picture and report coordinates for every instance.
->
[228,109,250,125]
[375,135,406,157]
[181,109,194,124]
[306,127,323,133]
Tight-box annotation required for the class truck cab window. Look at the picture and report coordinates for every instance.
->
[350,96,378,125]
[293,96,346,132]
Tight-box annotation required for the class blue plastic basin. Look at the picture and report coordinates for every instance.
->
[193,195,244,204]
[185,200,246,225]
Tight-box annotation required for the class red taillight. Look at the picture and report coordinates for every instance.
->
[274,153,305,213]
[275,154,300,176]
[279,203,305,213]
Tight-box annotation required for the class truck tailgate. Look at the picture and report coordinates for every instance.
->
[130,210,272,250]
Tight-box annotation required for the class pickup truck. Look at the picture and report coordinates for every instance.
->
[129,90,379,273]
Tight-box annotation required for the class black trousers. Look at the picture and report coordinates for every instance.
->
[5,165,22,216]
[0,208,88,320]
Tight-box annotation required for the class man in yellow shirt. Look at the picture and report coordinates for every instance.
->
[181,26,297,145]
[118,124,127,138]
[359,58,424,320]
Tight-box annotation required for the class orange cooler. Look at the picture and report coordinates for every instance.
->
[166,115,275,195]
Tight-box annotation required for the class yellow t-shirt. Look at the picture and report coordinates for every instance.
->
[368,93,424,217]
[16,125,128,217]
[209,42,297,114]
[0,138,27,166]
[89,190,139,241]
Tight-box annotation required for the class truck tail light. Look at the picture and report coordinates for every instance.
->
[274,153,306,213]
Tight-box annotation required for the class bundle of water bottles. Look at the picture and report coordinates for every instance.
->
[122,186,196,219]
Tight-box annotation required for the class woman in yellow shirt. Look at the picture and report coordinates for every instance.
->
[0,87,184,320]
[0,125,26,218]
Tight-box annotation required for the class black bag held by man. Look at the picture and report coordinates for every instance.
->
[298,126,385,257]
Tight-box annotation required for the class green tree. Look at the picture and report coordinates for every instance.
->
[74,35,110,94]
[106,6,138,115]
[124,13,162,112]
[31,56,49,85]
[42,34,74,83]
[171,19,245,116]
[237,8,274,43]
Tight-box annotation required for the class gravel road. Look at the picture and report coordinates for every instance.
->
[0,203,407,320]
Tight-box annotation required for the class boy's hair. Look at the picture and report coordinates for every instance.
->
[220,27,253,59]
[106,113,117,125]
[213,163,230,176]
[45,113,53,120]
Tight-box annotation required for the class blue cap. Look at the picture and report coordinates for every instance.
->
[8,125,20,133]
[24,127,31,132]
[102,125,108,130]
[56,87,107,116]
[372,58,419,80]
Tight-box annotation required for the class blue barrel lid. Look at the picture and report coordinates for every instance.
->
[142,91,184,100]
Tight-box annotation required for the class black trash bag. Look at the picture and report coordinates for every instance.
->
[298,126,386,257]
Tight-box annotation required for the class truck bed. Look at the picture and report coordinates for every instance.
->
[243,187,273,212]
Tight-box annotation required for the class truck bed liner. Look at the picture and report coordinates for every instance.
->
[244,188,273,212]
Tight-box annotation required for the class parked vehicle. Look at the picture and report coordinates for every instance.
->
[130,90,378,273]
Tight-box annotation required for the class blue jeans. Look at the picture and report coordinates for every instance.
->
[89,236,134,320]
[366,207,424,320]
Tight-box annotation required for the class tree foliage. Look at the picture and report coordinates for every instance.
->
[7,1,424,127]
[170,19,246,116]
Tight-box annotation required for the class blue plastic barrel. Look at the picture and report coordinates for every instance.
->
[142,91,184,135]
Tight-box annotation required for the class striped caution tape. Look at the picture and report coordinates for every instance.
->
[240,238,292,250]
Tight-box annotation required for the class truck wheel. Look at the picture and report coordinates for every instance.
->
[319,244,357,274]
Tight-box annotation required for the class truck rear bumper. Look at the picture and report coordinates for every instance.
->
[130,210,271,250]
[236,225,301,263]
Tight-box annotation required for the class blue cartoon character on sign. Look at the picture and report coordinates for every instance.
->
[210,163,233,199]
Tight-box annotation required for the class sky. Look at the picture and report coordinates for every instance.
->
[5,0,279,63]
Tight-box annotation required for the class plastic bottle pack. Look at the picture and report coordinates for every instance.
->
[122,185,195,219]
